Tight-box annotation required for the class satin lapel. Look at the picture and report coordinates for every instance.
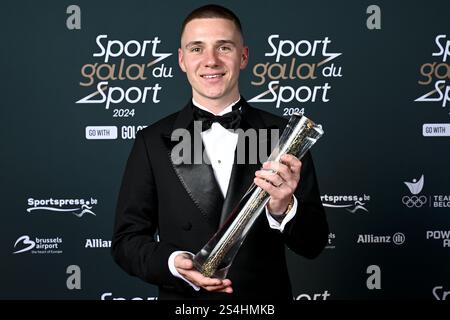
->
[162,104,223,228]
[219,151,260,227]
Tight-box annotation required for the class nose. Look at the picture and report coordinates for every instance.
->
[204,48,219,67]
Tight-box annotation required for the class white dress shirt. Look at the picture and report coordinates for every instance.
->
[168,98,298,290]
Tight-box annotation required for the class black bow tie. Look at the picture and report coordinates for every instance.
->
[192,105,242,131]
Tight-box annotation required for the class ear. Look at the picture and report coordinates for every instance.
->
[240,46,249,70]
[178,48,186,72]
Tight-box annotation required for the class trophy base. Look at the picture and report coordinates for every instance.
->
[190,114,324,283]
[208,265,230,280]
[192,253,231,280]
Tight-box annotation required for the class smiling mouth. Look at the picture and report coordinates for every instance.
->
[201,73,225,79]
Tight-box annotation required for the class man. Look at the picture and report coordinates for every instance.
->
[112,4,328,300]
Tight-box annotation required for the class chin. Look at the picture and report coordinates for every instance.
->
[203,92,226,100]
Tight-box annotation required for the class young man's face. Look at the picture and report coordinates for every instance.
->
[178,18,249,108]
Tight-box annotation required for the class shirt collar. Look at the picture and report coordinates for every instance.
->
[192,96,241,116]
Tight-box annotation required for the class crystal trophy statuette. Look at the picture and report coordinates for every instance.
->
[192,113,324,279]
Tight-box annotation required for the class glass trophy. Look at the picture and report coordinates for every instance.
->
[192,113,324,279]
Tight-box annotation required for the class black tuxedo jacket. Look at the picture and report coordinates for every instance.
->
[112,100,328,300]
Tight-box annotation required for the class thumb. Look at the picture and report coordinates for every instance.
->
[175,254,194,270]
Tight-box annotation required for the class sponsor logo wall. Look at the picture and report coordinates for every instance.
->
[1,0,449,300]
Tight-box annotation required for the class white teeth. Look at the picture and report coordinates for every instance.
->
[202,74,222,79]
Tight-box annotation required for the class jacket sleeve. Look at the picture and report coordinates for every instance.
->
[282,151,329,259]
[111,130,190,292]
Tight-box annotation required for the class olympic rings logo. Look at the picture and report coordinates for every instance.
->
[402,195,427,208]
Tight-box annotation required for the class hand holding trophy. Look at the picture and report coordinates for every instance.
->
[192,113,324,279]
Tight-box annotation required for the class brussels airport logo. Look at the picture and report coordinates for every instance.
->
[26,197,97,217]
[321,194,370,213]
[248,35,343,113]
[13,235,63,254]
[402,175,427,208]
[326,232,336,249]
[415,34,450,112]
[76,34,173,115]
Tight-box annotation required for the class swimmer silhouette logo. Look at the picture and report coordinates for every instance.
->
[321,194,370,213]
[26,197,97,218]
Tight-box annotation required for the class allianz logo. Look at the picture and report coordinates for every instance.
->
[85,238,111,248]
[357,232,405,245]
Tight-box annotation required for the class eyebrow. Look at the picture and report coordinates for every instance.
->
[185,39,236,49]
[216,40,236,46]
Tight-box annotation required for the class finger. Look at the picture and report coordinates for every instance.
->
[188,272,223,287]
[271,158,301,185]
[261,162,288,183]
[203,282,232,291]
[281,155,302,175]
[263,161,291,175]
[255,175,296,206]
[174,256,194,270]
[180,274,223,288]
[254,177,282,197]
[221,279,232,287]
[260,162,297,190]
[204,284,234,293]
[221,287,233,294]
[255,169,284,187]
[262,160,285,173]
[203,279,233,292]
